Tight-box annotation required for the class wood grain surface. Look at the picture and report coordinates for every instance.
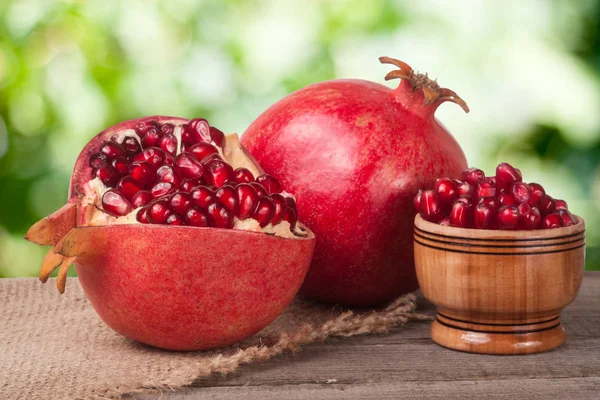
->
[130,272,600,400]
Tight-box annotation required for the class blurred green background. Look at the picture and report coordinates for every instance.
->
[0,0,598,277]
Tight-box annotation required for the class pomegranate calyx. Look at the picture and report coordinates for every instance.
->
[379,56,469,114]
[25,202,77,246]
[39,243,76,293]
[40,248,66,283]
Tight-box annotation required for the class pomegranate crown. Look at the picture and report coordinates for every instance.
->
[379,56,469,113]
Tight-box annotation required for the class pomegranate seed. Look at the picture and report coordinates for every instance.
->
[529,183,546,207]
[496,162,522,191]
[456,196,474,207]
[180,126,194,145]
[180,179,201,193]
[189,142,218,161]
[116,176,144,200]
[555,199,568,210]
[102,189,133,216]
[216,186,238,213]
[159,133,178,155]
[419,189,444,222]
[461,168,485,186]
[210,126,225,146]
[136,207,149,223]
[169,192,193,215]
[191,118,212,142]
[174,152,204,180]
[128,161,155,187]
[449,201,473,228]
[484,176,497,186]
[111,157,129,176]
[186,208,209,227]
[160,123,174,135]
[182,118,211,145]
[529,207,543,228]
[147,198,173,224]
[95,165,120,186]
[541,213,563,229]
[413,189,423,212]
[439,217,451,226]
[166,214,186,226]
[478,197,499,211]
[476,182,496,198]
[518,205,541,230]
[200,153,222,166]
[164,153,175,166]
[558,209,576,226]
[270,194,287,225]
[207,203,233,228]
[252,196,276,227]
[191,186,216,209]
[122,136,141,155]
[434,178,458,206]
[205,160,234,188]
[156,165,182,187]
[457,181,475,199]
[89,153,108,169]
[510,182,532,204]
[141,127,161,148]
[151,182,176,198]
[539,195,556,216]
[100,141,127,159]
[256,174,282,194]
[282,207,298,230]
[517,202,531,215]
[234,168,255,184]
[131,190,153,208]
[497,206,519,230]
[132,147,166,170]
[474,203,496,229]
[498,192,517,206]
[250,182,268,197]
[135,121,158,136]
[236,183,259,220]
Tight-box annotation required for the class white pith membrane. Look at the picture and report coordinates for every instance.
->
[80,119,307,238]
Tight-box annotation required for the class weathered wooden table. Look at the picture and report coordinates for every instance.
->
[131,272,600,400]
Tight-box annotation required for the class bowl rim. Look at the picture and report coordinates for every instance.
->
[414,213,585,240]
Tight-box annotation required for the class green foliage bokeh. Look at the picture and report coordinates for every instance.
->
[0,0,598,277]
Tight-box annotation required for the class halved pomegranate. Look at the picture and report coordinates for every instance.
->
[25,116,315,351]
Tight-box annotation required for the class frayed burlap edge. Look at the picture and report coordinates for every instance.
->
[112,293,430,400]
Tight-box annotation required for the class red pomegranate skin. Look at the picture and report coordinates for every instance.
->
[57,225,314,351]
[242,65,468,307]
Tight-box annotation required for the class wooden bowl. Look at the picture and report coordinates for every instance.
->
[414,214,586,355]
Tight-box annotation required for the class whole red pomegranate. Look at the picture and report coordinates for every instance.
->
[242,57,468,307]
[25,116,314,351]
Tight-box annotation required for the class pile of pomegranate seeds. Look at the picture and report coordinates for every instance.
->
[414,163,577,230]
[89,119,298,231]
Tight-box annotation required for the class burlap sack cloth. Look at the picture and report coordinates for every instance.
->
[1,278,428,399]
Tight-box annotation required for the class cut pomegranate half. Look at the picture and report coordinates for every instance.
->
[25,116,311,294]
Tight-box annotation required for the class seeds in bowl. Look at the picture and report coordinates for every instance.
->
[414,162,576,230]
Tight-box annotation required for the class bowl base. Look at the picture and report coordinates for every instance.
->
[431,312,566,355]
